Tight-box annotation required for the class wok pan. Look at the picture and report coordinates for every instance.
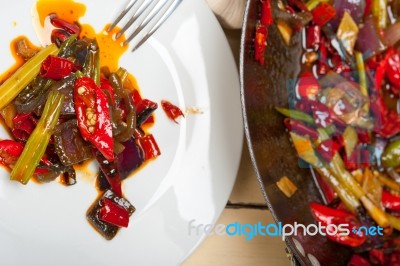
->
[240,1,353,265]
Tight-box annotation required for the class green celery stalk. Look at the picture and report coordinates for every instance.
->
[10,91,64,184]
[329,153,389,227]
[290,132,360,211]
[0,44,58,110]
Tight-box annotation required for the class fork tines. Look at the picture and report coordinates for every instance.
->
[108,0,183,52]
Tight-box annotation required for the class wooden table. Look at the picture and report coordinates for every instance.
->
[183,28,292,266]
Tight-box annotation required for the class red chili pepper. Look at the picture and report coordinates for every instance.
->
[347,254,371,266]
[100,77,115,104]
[254,24,267,65]
[369,249,386,265]
[0,140,24,166]
[40,55,74,80]
[382,190,400,211]
[136,99,158,126]
[12,113,37,141]
[284,118,319,139]
[386,49,400,90]
[51,29,70,46]
[131,90,142,106]
[306,25,321,50]
[373,110,400,138]
[311,3,336,27]
[287,0,309,12]
[310,202,366,247]
[376,48,395,90]
[74,77,114,161]
[315,171,337,204]
[316,138,342,162]
[99,198,130,228]
[50,15,81,35]
[297,72,320,99]
[161,100,184,124]
[138,134,161,160]
[363,0,373,18]
[311,101,346,128]
[260,0,273,26]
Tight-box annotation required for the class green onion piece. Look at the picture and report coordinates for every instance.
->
[10,91,64,184]
[305,0,329,10]
[0,44,58,110]
[276,107,315,125]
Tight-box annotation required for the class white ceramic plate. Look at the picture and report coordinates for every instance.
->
[0,0,243,265]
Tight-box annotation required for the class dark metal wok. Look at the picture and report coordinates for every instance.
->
[240,1,352,265]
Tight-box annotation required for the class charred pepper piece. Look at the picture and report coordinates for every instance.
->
[86,189,135,240]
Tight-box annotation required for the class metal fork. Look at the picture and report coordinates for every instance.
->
[108,0,183,52]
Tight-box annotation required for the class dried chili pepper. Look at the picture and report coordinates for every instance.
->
[0,140,24,166]
[347,254,371,266]
[306,25,321,49]
[138,134,161,161]
[311,3,336,27]
[74,76,114,161]
[11,113,37,142]
[40,55,74,80]
[386,49,400,90]
[310,202,366,247]
[136,99,158,126]
[382,190,400,211]
[260,0,273,26]
[284,118,319,139]
[254,24,267,65]
[317,138,342,162]
[50,14,81,35]
[161,100,184,124]
[297,72,320,99]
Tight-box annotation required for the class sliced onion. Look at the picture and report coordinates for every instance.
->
[383,21,400,47]
[117,138,145,179]
[355,16,386,59]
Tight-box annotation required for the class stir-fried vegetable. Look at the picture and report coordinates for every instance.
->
[10,90,64,184]
[0,12,175,240]
[256,0,400,263]
[0,44,58,110]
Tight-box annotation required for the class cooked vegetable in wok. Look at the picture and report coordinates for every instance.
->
[255,0,400,264]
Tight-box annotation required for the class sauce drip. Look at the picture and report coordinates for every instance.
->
[36,0,128,72]
[0,37,39,84]
[36,0,86,26]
